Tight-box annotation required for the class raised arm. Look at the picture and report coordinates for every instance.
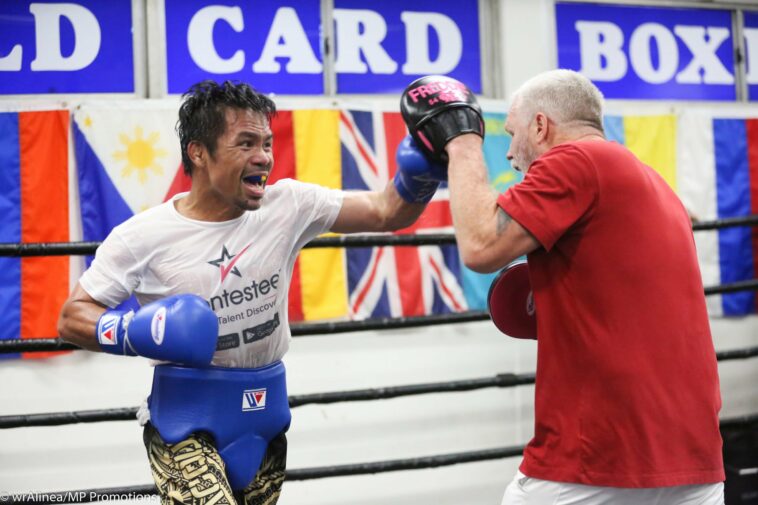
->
[445,135,539,272]
[330,184,426,234]
[397,75,539,272]
[330,136,446,234]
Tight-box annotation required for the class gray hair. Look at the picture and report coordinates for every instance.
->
[510,69,605,132]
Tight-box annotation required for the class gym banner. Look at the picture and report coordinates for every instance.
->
[163,0,481,95]
[164,0,323,95]
[0,1,134,95]
[333,0,481,94]
[555,2,736,101]
[746,11,758,101]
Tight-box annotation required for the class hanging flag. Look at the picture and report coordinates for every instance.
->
[678,115,758,316]
[341,109,467,318]
[711,119,758,315]
[604,114,678,188]
[269,109,349,322]
[72,103,189,245]
[0,111,70,358]
[677,112,722,316]
[622,115,678,189]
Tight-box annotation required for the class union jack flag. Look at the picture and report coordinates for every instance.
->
[340,109,468,319]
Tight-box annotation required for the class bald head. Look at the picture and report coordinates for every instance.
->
[510,69,605,134]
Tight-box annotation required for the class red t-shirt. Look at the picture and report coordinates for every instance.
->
[498,140,724,488]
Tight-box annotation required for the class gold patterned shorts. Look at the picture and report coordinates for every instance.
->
[143,423,287,505]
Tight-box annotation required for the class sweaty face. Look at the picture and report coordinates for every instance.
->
[504,105,539,173]
[204,108,273,213]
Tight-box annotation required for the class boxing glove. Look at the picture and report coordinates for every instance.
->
[400,75,484,164]
[97,294,219,367]
[394,136,448,203]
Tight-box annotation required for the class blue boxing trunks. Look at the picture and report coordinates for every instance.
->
[148,361,291,490]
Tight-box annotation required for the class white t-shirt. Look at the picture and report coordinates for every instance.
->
[80,179,343,368]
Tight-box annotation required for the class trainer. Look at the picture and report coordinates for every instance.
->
[57,80,447,505]
[399,70,725,504]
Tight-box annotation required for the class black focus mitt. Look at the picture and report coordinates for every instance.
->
[400,75,484,164]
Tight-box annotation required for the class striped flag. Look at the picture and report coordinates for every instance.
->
[0,111,70,358]
[269,109,349,322]
[677,114,758,316]
[711,119,758,315]
[604,114,677,189]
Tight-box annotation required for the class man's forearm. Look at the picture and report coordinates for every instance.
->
[377,181,428,231]
[446,136,501,261]
[57,289,107,351]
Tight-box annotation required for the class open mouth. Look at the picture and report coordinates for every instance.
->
[242,174,269,198]
[243,174,268,187]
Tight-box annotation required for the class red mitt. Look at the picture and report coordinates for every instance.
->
[487,260,537,339]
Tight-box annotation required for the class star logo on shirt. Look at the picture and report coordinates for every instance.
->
[208,243,253,283]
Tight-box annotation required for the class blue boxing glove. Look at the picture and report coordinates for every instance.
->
[393,135,448,203]
[96,294,218,367]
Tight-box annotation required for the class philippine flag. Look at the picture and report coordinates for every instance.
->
[73,102,190,246]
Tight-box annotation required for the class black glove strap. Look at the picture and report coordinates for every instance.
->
[419,106,484,163]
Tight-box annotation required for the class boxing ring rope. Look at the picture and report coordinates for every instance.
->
[2,215,757,503]
[0,275,756,354]
[1,214,757,258]
[8,445,531,504]
[0,372,538,429]
[26,408,758,494]
[2,343,758,430]
[0,215,755,350]
[0,310,493,354]
[7,414,758,504]
[15,414,758,505]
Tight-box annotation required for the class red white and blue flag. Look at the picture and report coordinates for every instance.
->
[339,109,468,319]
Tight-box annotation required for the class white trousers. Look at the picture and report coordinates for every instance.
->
[501,471,724,505]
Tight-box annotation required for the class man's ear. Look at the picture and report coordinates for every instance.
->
[533,112,550,143]
[188,141,206,168]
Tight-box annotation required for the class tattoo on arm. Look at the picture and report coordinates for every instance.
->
[496,208,512,236]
